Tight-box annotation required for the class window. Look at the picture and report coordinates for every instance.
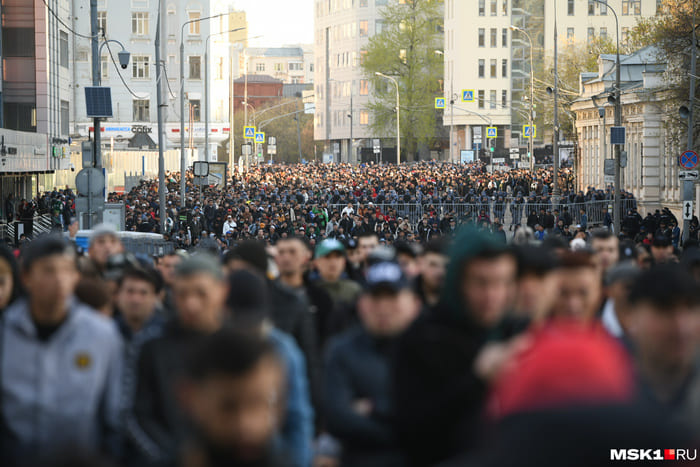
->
[360,110,369,125]
[490,0,497,15]
[502,28,508,47]
[588,0,595,15]
[190,100,201,122]
[621,27,629,44]
[502,90,507,108]
[632,0,641,15]
[478,0,485,16]
[502,0,507,15]
[59,31,68,68]
[490,90,497,109]
[188,12,200,34]
[256,62,265,72]
[490,28,497,47]
[478,28,485,47]
[360,79,369,95]
[360,0,368,6]
[656,0,663,14]
[622,0,629,14]
[132,55,150,79]
[359,20,368,37]
[101,55,109,79]
[60,100,69,135]
[132,12,149,36]
[133,99,150,121]
[567,0,574,15]
[478,90,485,109]
[587,27,595,43]
[274,63,284,72]
[567,27,574,40]
[502,59,507,77]
[478,59,485,78]
[490,59,497,78]
[189,56,201,79]
[600,27,607,39]
[600,1,607,15]
[375,20,385,34]
[97,11,107,35]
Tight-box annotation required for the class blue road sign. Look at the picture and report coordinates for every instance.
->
[523,125,536,138]
[435,98,446,109]
[462,89,474,102]
[486,127,497,138]
[244,126,255,139]
[680,150,699,170]
[255,132,265,144]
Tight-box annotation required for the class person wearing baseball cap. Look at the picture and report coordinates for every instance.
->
[323,261,420,466]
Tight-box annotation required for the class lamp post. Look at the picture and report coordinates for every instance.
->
[680,5,698,245]
[510,25,534,171]
[180,13,227,208]
[592,0,621,235]
[204,27,246,164]
[375,72,400,165]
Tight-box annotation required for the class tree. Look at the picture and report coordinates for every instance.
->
[362,0,444,161]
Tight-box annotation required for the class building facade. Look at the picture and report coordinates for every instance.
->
[314,0,390,163]
[0,0,74,212]
[244,46,314,84]
[72,0,246,166]
[445,0,658,165]
[571,46,695,220]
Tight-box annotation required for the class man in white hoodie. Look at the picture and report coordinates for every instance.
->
[222,214,237,236]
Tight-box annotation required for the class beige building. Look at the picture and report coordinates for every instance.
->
[244,46,314,84]
[445,0,658,165]
[571,46,696,220]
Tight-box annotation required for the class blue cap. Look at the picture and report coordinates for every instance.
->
[365,261,409,293]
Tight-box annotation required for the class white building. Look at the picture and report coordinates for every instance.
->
[571,46,696,220]
[244,45,314,84]
[444,0,659,164]
[0,0,74,210]
[72,0,245,165]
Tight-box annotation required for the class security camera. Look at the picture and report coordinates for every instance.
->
[118,51,131,69]
[69,163,75,172]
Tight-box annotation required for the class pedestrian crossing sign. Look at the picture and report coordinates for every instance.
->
[523,125,536,138]
[255,132,265,144]
[486,127,497,138]
[244,126,256,139]
[435,97,446,109]
[462,90,474,102]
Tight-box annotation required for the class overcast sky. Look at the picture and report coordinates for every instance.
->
[232,0,315,47]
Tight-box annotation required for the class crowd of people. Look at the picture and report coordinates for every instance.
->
[0,162,697,466]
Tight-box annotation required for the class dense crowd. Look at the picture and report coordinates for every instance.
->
[0,162,697,467]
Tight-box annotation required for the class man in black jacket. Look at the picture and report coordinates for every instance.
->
[393,227,521,466]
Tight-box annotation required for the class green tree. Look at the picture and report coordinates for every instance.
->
[362,0,444,161]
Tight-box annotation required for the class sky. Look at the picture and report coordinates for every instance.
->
[231,0,315,47]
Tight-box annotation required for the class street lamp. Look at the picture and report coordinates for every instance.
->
[510,25,535,171]
[180,12,227,207]
[435,50,458,162]
[375,72,401,165]
[204,27,246,164]
[591,0,621,235]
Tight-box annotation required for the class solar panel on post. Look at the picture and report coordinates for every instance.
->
[85,87,113,118]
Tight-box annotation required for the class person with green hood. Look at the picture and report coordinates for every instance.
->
[392,226,527,466]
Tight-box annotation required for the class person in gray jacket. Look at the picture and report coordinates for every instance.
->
[0,235,123,462]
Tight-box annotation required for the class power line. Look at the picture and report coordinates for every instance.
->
[159,63,178,100]
[104,39,148,99]
[41,0,100,39]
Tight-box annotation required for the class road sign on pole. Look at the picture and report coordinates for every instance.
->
[244,126,256,139]
[680,170,699,181]
[523,125,536,138]
[683,200,695,220]
[461,90,474,102]
[268,136,277,145]
[679,150,699,170]
[486,127,497,138]
[255,132,265,144]
[435,98,446,109]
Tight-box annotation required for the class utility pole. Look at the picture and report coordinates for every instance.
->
[685,3,697,244]
[296,99,303,162]
[89,0,99,228]
[349,94,353,163]
[155,1,166,234]
[552,1,560,199]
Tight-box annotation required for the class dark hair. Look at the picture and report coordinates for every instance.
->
[515,246,558,278]
[186,329,279,382]
[227,269,270,328]
[628,264,700,309]
[118,266,163,294]
[357,231,379,241]
[20,235,76,272]
[557,250,597,270]
[224,241,268,274]
[422,237,447,256]
[75,277,111,311]
[590,229,615,242]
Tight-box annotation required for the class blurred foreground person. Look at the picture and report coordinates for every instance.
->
[512,245,558,324]
[177,330,289,467]
[550,251,602,323]
[324,262,421,467]
[393,228,520,466]
[626,265,700,436]
[0,236,123,462]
